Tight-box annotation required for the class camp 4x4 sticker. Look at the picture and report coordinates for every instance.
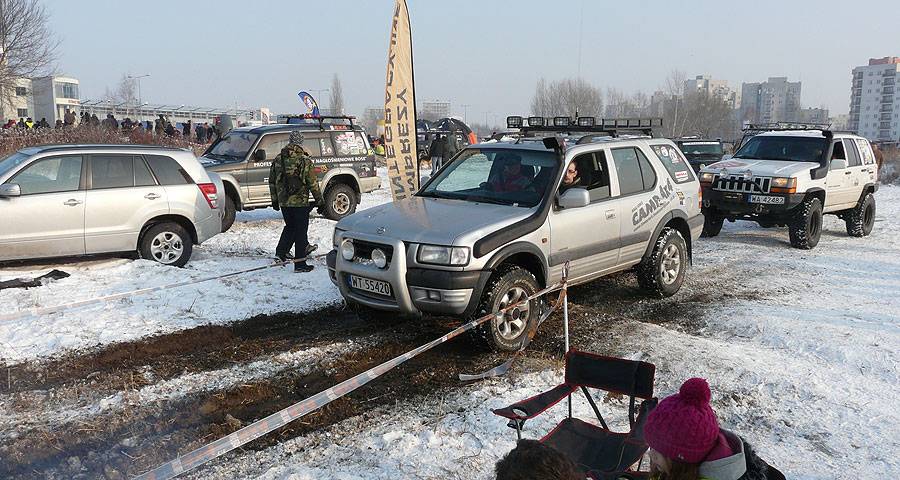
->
[631,178,675,231]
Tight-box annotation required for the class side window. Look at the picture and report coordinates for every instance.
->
[651,144,694,184]
[134,156,156,186]
[146,155,192,185]
[565,151,612,202]
[636,149,657,190]
[855,139,875,165]
[831,141,846,161]
[11,156,83,195]
[611,148,645,196]
[91,155,134,189]
[332,131,368,156]
[300,134,326,157]
[257,133,290,161]
[843,139,861,167]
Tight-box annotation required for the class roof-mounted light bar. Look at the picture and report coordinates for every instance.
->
[577,116,595,127]
[553,116,571,127]
[527,116,545,127]
[506,116,523,129]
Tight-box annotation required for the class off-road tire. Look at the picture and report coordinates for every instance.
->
[701,211,724,237]
[788,197,823,249]
[637,227,688,298]
[845,192,875,237]
[221,194,236,232]
[323,183,357,221]
[472,265,540,352]
[139,222,193,267]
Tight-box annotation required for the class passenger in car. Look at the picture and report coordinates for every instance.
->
[491,154,532,192]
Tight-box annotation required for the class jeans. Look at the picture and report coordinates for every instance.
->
[276,206,313,265]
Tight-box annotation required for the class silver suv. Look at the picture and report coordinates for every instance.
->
[328,117,704,350]
[0,144,224,267]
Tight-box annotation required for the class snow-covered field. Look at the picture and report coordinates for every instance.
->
[2,169,898,478]
[192,186,900,479]
[0,172,393,363]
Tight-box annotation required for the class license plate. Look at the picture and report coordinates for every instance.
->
[749,195,784,205]
[349,275,392,297]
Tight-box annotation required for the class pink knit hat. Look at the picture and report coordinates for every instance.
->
[644,378,720,463]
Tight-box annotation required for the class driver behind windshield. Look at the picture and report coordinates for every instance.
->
[490,153,531,192]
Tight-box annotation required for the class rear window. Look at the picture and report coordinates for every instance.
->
[146,155,193,185]
[651,144,695,184]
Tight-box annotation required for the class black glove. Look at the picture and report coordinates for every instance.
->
[272,201,280,211]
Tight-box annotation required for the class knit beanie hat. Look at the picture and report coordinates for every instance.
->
[644,378,720,464]
[289,131,305,146]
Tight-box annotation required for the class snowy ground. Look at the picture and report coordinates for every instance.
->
[0,171,393,363]
[191,186,900,479]
[2,173,898,478]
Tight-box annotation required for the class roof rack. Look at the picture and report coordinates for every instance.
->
[506,116,663,137]
[741,122,832,132]
[280,115,358,130]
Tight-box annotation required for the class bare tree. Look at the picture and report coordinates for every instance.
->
[530,77,603,118]
[330,74,344,116]
[0,0,59,112]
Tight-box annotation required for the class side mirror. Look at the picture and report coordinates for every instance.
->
[831,158,848,170]
[0,184,21,197]
[558,188,590,209]
[253,149,266,161]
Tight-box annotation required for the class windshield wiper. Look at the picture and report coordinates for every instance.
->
[464,195,511,206]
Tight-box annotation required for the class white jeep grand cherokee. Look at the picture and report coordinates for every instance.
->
[698,129,878,249]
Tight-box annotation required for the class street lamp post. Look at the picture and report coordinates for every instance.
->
[461,104,470,123]
[126,74,150,120]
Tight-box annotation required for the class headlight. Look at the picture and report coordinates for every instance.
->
[699,172,715,183]
[340,239,355,260]
[770,177,796,188]
[371,248,387,268]
[333,228,345,248]
[417,244,470,266]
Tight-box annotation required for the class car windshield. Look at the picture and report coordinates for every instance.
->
[0,151,31,178]
[679,142,724,156]
[206,132,258,159]
[733,136,827,163]
[418,148,558,208]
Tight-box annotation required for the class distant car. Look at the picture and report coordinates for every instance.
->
[675,139,726,172]
[0,144,224,267]
[201,116,381,231]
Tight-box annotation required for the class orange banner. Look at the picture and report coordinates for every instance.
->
[383,0,419,201]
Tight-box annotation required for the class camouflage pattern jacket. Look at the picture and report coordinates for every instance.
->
[269,144,324,208]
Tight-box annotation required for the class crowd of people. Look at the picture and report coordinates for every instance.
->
[1,109,223,145]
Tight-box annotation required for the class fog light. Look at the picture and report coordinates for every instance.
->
[372,248,387,268]
[340,239,355,260]
[427,290,441,301]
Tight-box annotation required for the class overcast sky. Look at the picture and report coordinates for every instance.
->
[44,0,897,122]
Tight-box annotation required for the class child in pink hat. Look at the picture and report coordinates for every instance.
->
[643,378,785,480]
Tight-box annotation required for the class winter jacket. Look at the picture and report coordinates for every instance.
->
[697,430,784,480]
[269,144,323,208]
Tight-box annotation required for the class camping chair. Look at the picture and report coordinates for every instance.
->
[493,351,657,480]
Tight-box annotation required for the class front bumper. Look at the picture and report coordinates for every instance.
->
[326,237,485,316]
[701,188,806,219]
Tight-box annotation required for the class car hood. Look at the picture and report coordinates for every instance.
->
[337,196,533,246]
[701,158,819,177]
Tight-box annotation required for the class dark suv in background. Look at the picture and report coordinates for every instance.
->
[675,138,726,173]
[201,116,380,231]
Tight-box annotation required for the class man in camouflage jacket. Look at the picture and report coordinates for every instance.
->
[269,131,324,272]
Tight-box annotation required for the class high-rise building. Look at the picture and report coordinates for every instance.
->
[848,57,899,143]
[684,75,739,108]
[740,77,802,124]
[799,107,829,124]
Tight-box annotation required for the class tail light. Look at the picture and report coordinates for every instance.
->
[698,185,703,209]
[198,183,218,209]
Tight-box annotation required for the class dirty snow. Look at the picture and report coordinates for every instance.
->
[0,171,392,363]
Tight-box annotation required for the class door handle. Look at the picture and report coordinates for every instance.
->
[844,171,852,175]
[63,199,82,206]
[605,210,616,219]
[144,193,161,200]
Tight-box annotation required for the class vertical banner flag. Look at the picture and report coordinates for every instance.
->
[298,91,321,117]
[383,0,419,201]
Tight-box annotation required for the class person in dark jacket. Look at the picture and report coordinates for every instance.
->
[269,131,324,272]
[54,120,63,129]
[164,122,176,137]
[644,378,785,480]
[195,122,206,143]
[38,117,50,129]
[183,120,192,139]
